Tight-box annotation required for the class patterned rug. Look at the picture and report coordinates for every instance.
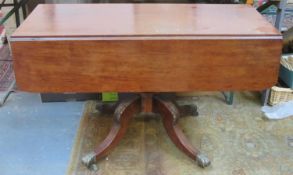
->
[0,37,14,91]
[66,92,293,175]
[0,9,15,92]
[0,44,11,61]
[0,60,14,91]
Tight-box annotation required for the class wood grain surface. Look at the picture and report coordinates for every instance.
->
[11,39,282,92]
[11,4,280,38]
[10,4,282,93]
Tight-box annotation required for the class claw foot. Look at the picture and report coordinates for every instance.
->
[82,152,99,171]
[196,153,211,168]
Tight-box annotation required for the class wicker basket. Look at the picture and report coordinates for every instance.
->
[280,55,293,71]
[269,86,293,106]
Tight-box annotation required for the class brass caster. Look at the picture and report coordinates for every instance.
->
[196,153,211,168]
[81,151,99,171]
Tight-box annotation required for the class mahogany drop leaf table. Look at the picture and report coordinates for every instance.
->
[10,4,282,170]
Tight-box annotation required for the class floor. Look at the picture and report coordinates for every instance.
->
[0,92,84,175]
[1,3,84,175]
[68,92,293,175]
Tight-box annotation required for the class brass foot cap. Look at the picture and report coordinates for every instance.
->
[82,152,99,171]
[196,153,211,168]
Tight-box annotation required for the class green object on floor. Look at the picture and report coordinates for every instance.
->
[102,92,118,102]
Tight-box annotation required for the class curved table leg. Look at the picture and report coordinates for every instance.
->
[153,97,211,168]
[82,96,141,170]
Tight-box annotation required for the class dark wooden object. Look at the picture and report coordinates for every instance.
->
[11,4,282,92]
[10,4,282,170]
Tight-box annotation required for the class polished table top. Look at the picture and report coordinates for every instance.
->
[10,4,282,92]
[12,4,280,38]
